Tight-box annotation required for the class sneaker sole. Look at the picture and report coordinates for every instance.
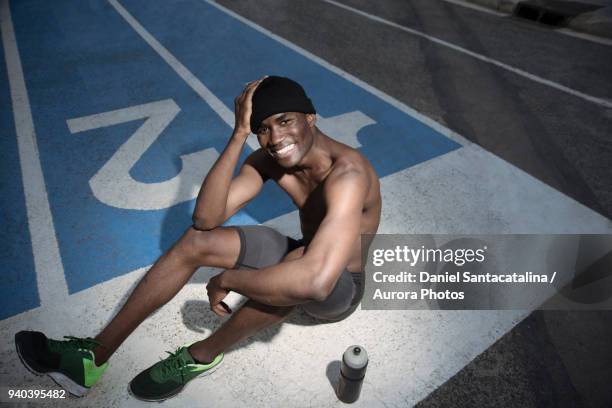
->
[15,338,89,398]
[128,359,223,402]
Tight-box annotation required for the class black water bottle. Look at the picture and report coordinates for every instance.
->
[336,345,368,403]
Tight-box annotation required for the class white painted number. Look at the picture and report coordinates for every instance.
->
[67,99,374,210]
[67,99,219,210]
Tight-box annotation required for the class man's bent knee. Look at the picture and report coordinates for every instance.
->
[175,226,242,269]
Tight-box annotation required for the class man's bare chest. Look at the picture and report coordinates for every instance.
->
[277,176,327,223]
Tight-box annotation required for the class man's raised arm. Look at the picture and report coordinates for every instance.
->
[216,166,369,306]
[192,78,266,230]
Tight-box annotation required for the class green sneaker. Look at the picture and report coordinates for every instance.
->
[129,345,223,401]
[15,331,108,397]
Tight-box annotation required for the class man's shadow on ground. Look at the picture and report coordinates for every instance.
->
[181,295,344,395]
[183,265,344,396]
[181,267,340,347]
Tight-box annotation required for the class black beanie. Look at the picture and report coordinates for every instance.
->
[250,76,316,133]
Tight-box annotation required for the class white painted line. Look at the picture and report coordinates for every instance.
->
[67,99,179,134]
[1,0,69,305]
[322,0,612,109]
[444,0,612,47]
[204,0,472,147]
[556,27,612,47]
[108,0,261,151]
[439,0,507,17]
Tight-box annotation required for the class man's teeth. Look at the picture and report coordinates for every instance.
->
[275,144,294,155]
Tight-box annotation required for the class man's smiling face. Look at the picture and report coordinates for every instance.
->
[256,112,316,167]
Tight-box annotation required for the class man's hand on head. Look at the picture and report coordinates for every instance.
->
[207,272,232,317]
[233,76,267,140]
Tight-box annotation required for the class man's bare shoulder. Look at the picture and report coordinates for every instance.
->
[324,143,380,209]
[328,143,375,180]
[325,153,371,194]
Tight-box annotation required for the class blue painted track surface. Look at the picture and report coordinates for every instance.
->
[1,0,460,319]
[0,33,40,319]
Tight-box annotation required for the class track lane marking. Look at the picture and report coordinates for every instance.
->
[440,0,507,16]
[108,0,262,151]
[441,0,612,46]
[1,0,69,306]
[322,0,612,109]
[555,28,612,47]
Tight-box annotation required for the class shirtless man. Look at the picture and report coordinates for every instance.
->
[15,76,381,401]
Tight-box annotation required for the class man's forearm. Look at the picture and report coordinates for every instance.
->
[220,259,320,306]
[192,132,247,229]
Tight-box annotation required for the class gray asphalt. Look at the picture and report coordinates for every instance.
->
[216,0,612,407]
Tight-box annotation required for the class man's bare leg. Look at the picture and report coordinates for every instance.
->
[187,300,294,363]
[92,226,242,364]
[187,246,305,363]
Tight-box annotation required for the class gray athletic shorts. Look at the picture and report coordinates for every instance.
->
[233,225,363,321]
